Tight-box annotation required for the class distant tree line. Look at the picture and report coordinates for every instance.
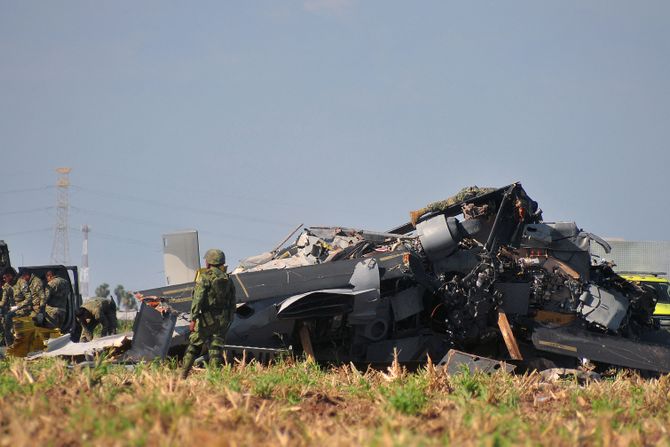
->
[94,283,137,310]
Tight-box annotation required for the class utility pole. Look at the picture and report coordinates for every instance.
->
[50,167,71,265]
[81,224,90,300]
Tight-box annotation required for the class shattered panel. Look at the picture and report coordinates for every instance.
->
[124,303,177,361]
[438,349,516,375]
[390,286,424,322]
[137,282,194,314]
[276,289,355,319]
[532,325,670,373]
[578,284,629,331]
[226,300,294,348]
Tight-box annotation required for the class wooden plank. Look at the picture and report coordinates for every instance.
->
[497,310,523,360]
[299,323,315,362]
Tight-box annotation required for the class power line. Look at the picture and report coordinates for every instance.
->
[2,228,52,237]
[71,206,166,228]
[66,227,160,251]
[0,207,54,216]
[76,172,297,208]
[0,185,55,194]
[94,232,161,251]
[70,184,294,227]
[70,206,269,244]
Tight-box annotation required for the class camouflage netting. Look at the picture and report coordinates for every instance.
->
[425,186,497,214]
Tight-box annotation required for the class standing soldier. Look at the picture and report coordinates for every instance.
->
[75,297,117,342]
[44,270,69,329]
[181,249,236,379]
[14,270,46,323]
[0,267,17,345]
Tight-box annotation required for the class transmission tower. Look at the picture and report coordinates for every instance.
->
[80,224,91,299]
[51,167,71,265]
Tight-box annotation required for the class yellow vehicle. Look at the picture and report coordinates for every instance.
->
[620,273,670,327]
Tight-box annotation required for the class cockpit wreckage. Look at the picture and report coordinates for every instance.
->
[123,183,670,375]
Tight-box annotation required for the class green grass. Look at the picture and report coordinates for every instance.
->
[117,319,135,333]
[383,375,429,415]
[1,356,670,446]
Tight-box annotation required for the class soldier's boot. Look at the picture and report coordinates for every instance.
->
[3,315,14,346]
[209,348,223,369]
[180,350,197,379]
[6,330,14,347]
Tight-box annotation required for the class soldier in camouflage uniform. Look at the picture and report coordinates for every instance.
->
[75,297,117,342]
[181,248,236,379]
[0,267,17,346]
[44,270,69,329]
[13,271,46,321]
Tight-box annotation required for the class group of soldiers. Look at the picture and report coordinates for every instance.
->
[0,248,234,378]
[0,267,70,346]
[0,266,119,347]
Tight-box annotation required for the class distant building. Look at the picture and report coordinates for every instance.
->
[591,240,670,277]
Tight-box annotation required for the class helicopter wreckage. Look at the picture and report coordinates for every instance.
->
[32,183,670,374]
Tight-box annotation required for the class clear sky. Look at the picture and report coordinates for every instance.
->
[1,1,669,293]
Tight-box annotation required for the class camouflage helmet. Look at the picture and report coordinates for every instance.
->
[204,248,226,266]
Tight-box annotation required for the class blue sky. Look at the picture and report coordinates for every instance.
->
[1,1,669,292]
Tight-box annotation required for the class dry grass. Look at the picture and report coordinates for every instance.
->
[1,355,670,446]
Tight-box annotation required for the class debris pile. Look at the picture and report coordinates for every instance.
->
[22,182,670,375]
[234,227,413,273]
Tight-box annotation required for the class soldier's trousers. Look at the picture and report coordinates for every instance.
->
[100,310,118,337]
[184,321,230,367]
[44,305,65,330]
[0,315,11,346]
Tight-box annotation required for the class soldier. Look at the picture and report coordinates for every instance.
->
[14,270,47,322]
[75,297,118,342]
[181,248,236,379]
[44,270,69,329]
[0,267,17,346]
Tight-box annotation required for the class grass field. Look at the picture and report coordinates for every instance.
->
[1,356,669,446]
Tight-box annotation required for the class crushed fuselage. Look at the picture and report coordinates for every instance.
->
[138,183,670,373]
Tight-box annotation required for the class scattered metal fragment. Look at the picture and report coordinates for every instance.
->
[540,368,602,382]
[123,302,177,362]
[438,349,515,375]
[27,333,131,360]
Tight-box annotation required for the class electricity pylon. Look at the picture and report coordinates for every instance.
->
[50,167,71,265]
